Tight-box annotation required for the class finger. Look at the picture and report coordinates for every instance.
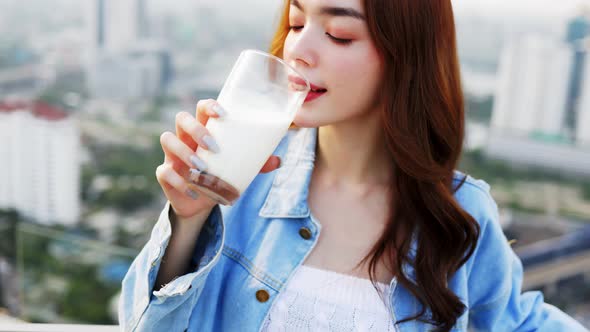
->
[161,152,191,181]
[175,112,199,151]
[196,99,227,125]
[160,131,206,171]
[161,131,181,165]
[175,111,219,153]
[162,147,188,178]
[260,156,281,173]
[169,157,190,178]
[156,163,199,200]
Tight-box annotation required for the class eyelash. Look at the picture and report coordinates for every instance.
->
[289,26,353,45]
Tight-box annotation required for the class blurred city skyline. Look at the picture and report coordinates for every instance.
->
[453,0,588,19]
[0,0,589,327]
[147,0,590,20]
[0,0,587,18]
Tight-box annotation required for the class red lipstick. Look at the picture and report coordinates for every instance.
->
[288,75,327,103]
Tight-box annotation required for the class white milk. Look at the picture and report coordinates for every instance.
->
[195,93,294,194]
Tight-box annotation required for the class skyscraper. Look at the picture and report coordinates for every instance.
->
[485,15,590,175]
[88,0,148,54]
[0,102,80,226]
[564,15,590,137]
[566,15,590,44]
[577,41,590,146]
[86,0,169,99]
[491,37,572,137]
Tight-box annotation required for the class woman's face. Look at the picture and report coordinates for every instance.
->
[284,0,383,128]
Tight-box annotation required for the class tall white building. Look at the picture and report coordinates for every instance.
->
[485,18,590,175]
[85,0,172,100]
[577,45,590,146]
[0,102,80,226]
[491,36,573,137]
[87,0,148,54]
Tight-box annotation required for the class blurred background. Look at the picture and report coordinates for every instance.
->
[0,0,589,328]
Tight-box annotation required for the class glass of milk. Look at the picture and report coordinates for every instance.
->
[188,49,310,205]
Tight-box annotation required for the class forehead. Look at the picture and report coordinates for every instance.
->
[289,0,366,21]
[290,0,364,11]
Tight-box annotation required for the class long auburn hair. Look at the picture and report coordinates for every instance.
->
[269,0,481,331]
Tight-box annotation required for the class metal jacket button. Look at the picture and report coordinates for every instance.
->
[256,289,270,303]
[299,227,312,240]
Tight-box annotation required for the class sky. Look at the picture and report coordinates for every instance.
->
[2,0,584,22]
[147,0,590,20]
[451,0,589,19]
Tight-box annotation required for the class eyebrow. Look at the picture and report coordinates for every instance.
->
[290,0,366,21]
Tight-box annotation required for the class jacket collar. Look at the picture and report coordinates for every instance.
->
[258,127,318,219]
[257,127,420,283]
[259,128,426,293]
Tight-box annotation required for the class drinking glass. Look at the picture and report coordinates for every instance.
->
[188,49,310,205]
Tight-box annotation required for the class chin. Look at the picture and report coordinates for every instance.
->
[292,109,317,128]
[294,113,331,129]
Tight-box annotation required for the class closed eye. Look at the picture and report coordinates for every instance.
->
[326,33,352,45]
[289,26,353,46]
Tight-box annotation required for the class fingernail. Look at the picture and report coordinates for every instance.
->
[190,155,208,171]
[277,158,282,168]
[188,168,201,181]
[212,104,227,117]
[202,135,220,153]
[186,189,199,200]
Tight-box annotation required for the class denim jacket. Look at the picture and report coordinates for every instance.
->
[119,128,588,332]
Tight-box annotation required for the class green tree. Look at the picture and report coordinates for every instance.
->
[582,182,590,201]
[58,264,119,324]
[0,209,19,263]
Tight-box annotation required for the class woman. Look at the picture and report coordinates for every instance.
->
[119,0,588,331]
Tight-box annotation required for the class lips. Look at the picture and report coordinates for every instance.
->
[288,75,327,93]
[287,75,327,103]
[304,90,326,103]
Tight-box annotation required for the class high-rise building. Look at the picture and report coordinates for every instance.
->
[88,0,148,54]
[85,0,173,100]
[485,16,590,175]
[564,15,590,135]
[0,101,80,226]
[491,36,572,137]
[577,42,590,146]
[566,15,590,44]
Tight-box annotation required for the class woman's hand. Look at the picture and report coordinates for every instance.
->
[156,99,281,220]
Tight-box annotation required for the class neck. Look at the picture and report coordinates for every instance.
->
[315,110,393,187]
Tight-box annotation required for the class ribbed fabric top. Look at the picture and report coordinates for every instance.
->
[260,264,397,331]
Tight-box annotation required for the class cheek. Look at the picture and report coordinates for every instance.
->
[329,56,360,82]
[330,48,382,103]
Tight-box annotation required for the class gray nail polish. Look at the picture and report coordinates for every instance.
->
[186,189,199,200]
[203,135,220,153]
[189,168,201,176]
[212,104,227,117]
[190,155,208,171]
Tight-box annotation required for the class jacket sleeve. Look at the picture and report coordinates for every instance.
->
[466,192,588,332]
[118,201,225,332]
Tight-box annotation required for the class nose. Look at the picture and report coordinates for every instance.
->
[284,27,318,69]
